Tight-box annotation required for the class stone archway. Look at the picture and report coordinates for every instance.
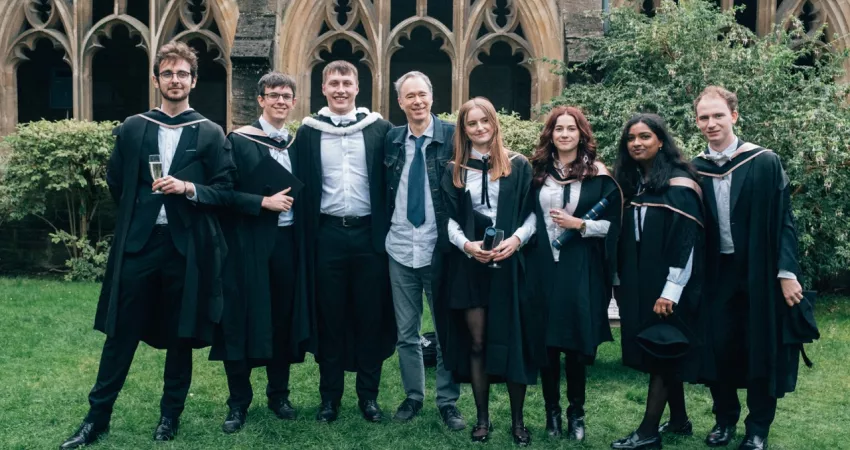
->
[277,0,564,121]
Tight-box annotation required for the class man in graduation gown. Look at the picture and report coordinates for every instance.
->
[292,60,396,423]
[692,86,806,450]
[60,41,234,449]
[383,71,465,429]
[210,72,314,433]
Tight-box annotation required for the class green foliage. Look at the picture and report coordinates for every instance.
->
[0,120,117,280]
[438,111,543,157]
[547,0,850,286]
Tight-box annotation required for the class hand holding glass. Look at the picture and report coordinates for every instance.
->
[149,155,163,194]
[489,229,505,268]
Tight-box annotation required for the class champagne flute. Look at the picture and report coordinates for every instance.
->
[149,155,163,194]
[489,229,505,268]
[548,190,564,233]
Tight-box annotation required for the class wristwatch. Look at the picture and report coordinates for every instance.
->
[579,220,587,235]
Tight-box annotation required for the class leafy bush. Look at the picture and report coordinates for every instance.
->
[1,120,117,281]
[437,111,542,157]
[546,0,850,286]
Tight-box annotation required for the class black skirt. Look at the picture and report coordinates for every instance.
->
[448,253,493,310]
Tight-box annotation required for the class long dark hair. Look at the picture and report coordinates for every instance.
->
[530,106,598,187]
[613,113,698,199]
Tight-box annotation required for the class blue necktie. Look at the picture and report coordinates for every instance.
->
[407,135,427,227]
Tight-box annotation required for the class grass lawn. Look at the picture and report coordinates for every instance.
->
[0,277,848,449]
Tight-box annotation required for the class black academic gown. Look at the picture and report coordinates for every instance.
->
[209,121,315,364]
[693,142,805,398]
[439,153,542,385]
[617,169,705,380]
[526,163,623,364]
[291,111,397,371]
[96,109,234,349]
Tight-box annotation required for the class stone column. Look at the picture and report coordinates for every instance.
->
[229,0,277,127]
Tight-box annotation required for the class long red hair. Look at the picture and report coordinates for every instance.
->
[452,97,512,188]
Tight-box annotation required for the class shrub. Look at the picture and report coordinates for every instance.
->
[0,120,117,281]
[546,0,850,287]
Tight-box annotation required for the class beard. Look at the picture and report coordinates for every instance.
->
[161,86,190,103]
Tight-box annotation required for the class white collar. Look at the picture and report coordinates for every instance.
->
[708,135,739,157]
[406,116,435,140]
[157,105,194,117]
[258,116,289,139]
[302,107,383,135]
[318,106,359,126]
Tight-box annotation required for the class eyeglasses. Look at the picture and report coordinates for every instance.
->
[262,92,295,102]
[159,71,192,81]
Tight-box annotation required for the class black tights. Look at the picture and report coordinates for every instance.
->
[636,371,689,437]
[465,308,527,435]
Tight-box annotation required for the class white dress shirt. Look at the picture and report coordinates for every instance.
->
[258,116,294,227]
[538,176,610,262]
[448,149,536,252]
[385,119,437,269]
[154,108,188,225]
[707,138,738,254]
[707,136,796,280]
[318,108,371,217]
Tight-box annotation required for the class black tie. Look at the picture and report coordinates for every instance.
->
[407,135,427,227]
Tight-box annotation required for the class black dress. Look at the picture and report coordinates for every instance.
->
[617,170,705,380]
[437,152,543,385]
[526,162,623,364]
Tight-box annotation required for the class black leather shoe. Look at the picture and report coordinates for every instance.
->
[358,399,384,422]
[315,400,339,423]
[512,425,532,447]
[269,398,297,420]
[221,408,247,434]
[393,398,423,422]
[59,421,108,449]
[658,419,693,436]
[567,414,585,441]
[470,421,493,443]
[545,406,563,437]
[705,424,736,447]
[611,430,662,449]
[738,434,768,450]
[153,416,178,441]
[439,404,467,431]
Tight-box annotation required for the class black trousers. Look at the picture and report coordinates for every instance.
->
[541,348,587,418]
[709,254,777,436]
[316,218,385,403]
[224,226,296,410]
[86,226,192,426]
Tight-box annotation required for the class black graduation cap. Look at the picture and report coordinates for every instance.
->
[635,314,694,360]
[783,290,820,345]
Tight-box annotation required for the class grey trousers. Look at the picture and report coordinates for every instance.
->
[389,256,460,408]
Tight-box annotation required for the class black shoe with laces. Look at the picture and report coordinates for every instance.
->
[59,421,109,449]
[439,404,467,431]
[221,408,247,434]
[152,416,179,441]
[269,398,297,420]
[392,398,423,422]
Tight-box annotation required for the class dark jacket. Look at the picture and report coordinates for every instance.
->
[210,121,315,363]
[96,110,234,349]
[384,114,456,253]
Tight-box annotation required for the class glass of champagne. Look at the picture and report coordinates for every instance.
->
[149,155,163,194]
[549,190,564,233]
[489,229,505,268]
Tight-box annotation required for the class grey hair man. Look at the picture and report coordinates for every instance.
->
[383,71,465,430]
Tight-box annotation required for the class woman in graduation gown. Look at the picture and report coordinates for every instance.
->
[526,106,622,441]
[611,114,705,450]
[439,97,540,446]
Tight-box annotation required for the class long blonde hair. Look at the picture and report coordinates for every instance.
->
[452,97,512,188]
